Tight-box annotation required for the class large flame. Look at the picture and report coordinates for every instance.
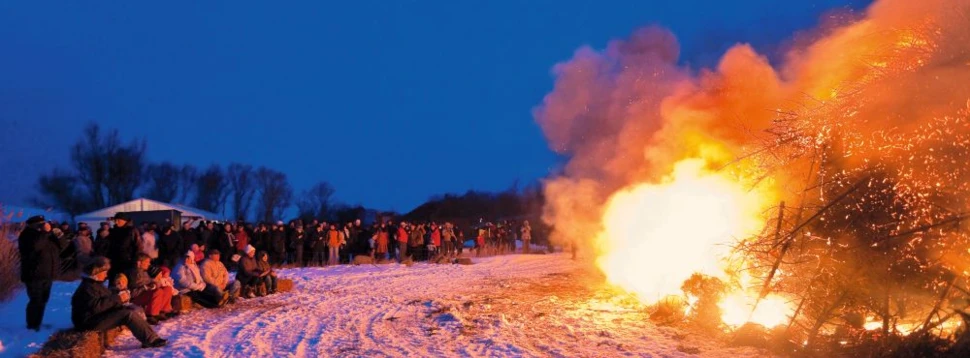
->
[595,158,791,327]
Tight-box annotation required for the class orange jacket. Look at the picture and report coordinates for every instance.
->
[328,230,341,247]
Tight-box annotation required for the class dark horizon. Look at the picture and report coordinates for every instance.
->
[0,0,871,213]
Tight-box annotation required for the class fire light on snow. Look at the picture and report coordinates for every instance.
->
[594,158,792,327]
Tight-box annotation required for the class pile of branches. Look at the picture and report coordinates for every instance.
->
[725,16,970,356]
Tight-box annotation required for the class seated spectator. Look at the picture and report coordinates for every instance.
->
[127,254,175,324]
[172,251,224,308]
[71,257,167,349]
[235,245,260,298]
[255,250,278,295]
[200,249,241,303]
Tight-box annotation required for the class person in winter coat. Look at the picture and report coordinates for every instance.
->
[212,223,236,266]
[255,251,277,295]
[521,221,533,254]
[157,226,182,269]
[200,249,241,303]
[106,213,141,287]
[94,228,110,257]
[289,225,306,267]
[430,224,441,257]
[235,245,262,297]
[127,254,174,324]
[72,257,167,348]
[375,225,389,260]
[199,221,215,249]
[234,226,249,254]
[172,251,224,308]
[309,225,327,266]
[441,222,455,258]
[396,223,409,263]
[139,226,159,261]
[327,224,341,266]
[179,221,199,247]
[270,223,287,266]
[190,243,206,264]
[74,227,95,269]
[18,216,65,331]
[409,224,425,261]
[252,223,270,253]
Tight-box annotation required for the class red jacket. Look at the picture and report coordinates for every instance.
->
[397,227,409,243]
[235,231,249,252]
[431,228,441,246]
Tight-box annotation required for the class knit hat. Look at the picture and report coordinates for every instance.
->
[245,245,256,254]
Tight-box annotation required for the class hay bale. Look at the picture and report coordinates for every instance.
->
[456,258,473,265]
[277,278,294,293]
[34,327,123,358]
[352,256,374,265]
[172,294,194,313]
[375,259,395,265]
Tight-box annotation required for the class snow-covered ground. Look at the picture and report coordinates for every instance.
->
[1,254,768,357]
[0,281,78,356]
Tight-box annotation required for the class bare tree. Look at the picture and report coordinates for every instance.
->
[32,168,91,221]
[296,181,335,221]
[143,162,180,202]
[227,163,256,221]
[175,164,198,205]
[69,122,146,207]
[194,164,228,214]
[255,167,293,222]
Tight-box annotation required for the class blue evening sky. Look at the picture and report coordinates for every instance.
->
[0,0,870,212]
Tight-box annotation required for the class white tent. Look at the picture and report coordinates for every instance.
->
[75,198,222,228]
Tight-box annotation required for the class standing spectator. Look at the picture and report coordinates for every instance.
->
[71,257,167,349]
[396,222,409,263]
[157,226,183,269]
[327,224,341,266]
[139,225,159,261]
[408,223,424,261]
[74,227,95,268]
[234,226,250,255]
[200,249,241,304]
[270,222,287,267]
[309,224,326,267]
[127,254,175,324]
[375,224,389,260]
[430,224,441,258]
[521,221,532,254]
[179,221,198,255]
[252,223,270,253]
[106,213,140,287]
[212,223,236,266]
[18,216,64,331]
[94,228,110,257]
[289,225,306,267]
[441,222,455,258]
[199,221,215,250]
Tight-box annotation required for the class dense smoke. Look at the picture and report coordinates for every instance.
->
[535,0,970,255]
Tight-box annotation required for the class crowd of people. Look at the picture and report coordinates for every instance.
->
[17,212,540,351]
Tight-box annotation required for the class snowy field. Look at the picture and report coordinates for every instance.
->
[2,254,769,357]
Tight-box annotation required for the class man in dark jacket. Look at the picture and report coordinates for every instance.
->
[179,221,199,250]
[269,223,287,266]
[18,215,64,331]
[156,225,182,269]
[72,257,166,348]
[106,213,140,287]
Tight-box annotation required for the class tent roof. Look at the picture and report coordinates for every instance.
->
[76,198,221,221]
